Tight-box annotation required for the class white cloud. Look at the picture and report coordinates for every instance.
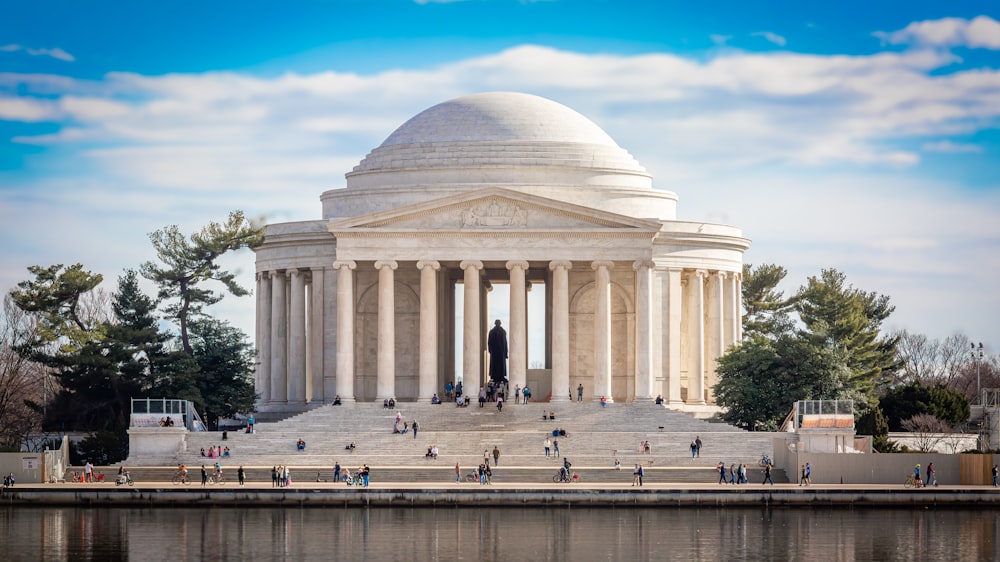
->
[874,15,1000,49]
[921,140,983,153]
[0,44,75,61]
[710,34,732,46]
[752,31,787,46]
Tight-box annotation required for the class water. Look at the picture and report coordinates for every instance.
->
[2,506,998,561]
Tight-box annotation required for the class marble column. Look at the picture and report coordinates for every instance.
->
[375,260,398,400]
[506,260,529,396]
[461,260,483,393]
[706,271,726,403]
[735,272,744,342]
[256,272,272,405]
[633,260,655,400]
[333,260,356,402]
[665,268,684,406]
[288,269,307,404]
[549,261,572,404]
[687,270,707,405]
[269,270,287,403]
[309,267,325,404]
[417,260,440,401]
[592,261,614,403]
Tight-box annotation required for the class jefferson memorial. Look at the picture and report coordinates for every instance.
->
[253,92,749,414]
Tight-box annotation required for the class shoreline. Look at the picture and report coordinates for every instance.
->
[4,482,999,507]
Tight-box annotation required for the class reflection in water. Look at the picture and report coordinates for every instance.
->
[2,507,999,561]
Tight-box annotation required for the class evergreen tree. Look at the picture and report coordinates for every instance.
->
[741,263,795,339]
[795,268,900,404]
[189,318,257,429]
[140,211,263,354]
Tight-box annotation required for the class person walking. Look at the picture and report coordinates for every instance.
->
[632,464,641,486]
[553,439,560,457]
[455,463,461,483]
[926,462,935,487]
[804,463,812,486]
[577,384,584,402]
[544,437,552,458]
[690,440,697,458]
[717,462,727,485]
[238,465,245,486]
[412,420,419,439]
[695,436,702,458]
[993,464,998,487]
[496,395,504,413]
[762,462,774,485]
[492,446,500,467]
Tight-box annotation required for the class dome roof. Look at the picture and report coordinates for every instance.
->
[347,92,648,178]
[380,92,620,147]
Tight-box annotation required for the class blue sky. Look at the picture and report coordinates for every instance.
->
[2,1,999,355]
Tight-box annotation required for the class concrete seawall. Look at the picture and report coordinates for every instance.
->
[3,484,999,507]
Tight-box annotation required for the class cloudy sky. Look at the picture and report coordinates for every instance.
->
[2,0,998,354]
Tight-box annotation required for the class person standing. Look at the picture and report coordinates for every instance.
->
[577,384,584,402]
[914,464,922,488]
[695,436,703,458]
[690,440,698,458]
[496,395,504,413]
[632,464,641,486]
[201,465,208,487]
[804,463,812,486]
[237,466,245,486]
[412,420,419,439]
[492,446,500,466]
[362,465,370,487]
[926,462,935,486]
[84,460,94,483]
[523,386,531,404]
[271,466,278,488]
[553,439,560,458]
[993,464,998,487]
[544,437,552,458]
[455,463,461,483]
[334,462,341,483]
[248,415,255,433]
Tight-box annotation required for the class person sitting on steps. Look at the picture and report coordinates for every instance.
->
[345,441,356,452]
[296,439,306,450]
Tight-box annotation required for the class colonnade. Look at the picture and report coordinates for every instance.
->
[255,260,742,410]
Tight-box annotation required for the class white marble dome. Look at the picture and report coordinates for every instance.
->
[324,92,677,220]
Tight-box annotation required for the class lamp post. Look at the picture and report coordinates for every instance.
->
[972,342,984,404]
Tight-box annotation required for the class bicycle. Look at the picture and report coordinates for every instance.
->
[172,473,190,485]
[903,474,923,488]
[553,470,579,483]
[208,473,225,485]
[758,454,772,467]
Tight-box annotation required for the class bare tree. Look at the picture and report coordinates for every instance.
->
[0,295,50,449]
[900,413,952,452]
[895,330,973,386]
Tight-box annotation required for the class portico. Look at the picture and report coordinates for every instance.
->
[253,92,749,413]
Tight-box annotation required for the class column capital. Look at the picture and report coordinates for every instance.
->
[416,260,441,272]
[268,269,283,279]
[332,260,357,271]
[548,260,573,271]
[592,260,615,271]
[374,260,398,271]
[632,260,655,271]
[713,270,728,280]
[460,260,483,271]
[694,269,709,279]
[505,260,529,271]
[286,268,301,279]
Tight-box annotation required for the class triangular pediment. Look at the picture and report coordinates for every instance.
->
[328,188,661,233]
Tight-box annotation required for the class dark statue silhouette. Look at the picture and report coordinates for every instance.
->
[487,319,508,382]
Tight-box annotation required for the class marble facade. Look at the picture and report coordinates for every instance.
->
[253,92,749,413]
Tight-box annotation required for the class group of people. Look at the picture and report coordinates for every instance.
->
[718,462,754,485]
[157,416,176,427]
[444,380,463,402]
[689,436,703,458]
[513,384,532,404]
[332,463,370,486]
[200,446,231,458]
[425,445,439,459]
[271,465,293,487]
[391,411,419,438]
[543,437,562,458]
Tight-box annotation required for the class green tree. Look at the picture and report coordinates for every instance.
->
[10,263,105,352]
[141,211,263,354]
[880,381,971,431]
[795,268,900,403]
[741,263,795,339]
[189,318,257,429]
[715,334,852,430]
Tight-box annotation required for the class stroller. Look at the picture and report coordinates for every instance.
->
[345,471,364,486]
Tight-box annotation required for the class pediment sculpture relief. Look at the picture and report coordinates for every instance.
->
[460,199,528,227]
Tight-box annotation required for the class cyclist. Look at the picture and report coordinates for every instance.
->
[913,464,922,488]
[177,464,188,482]
[560,458,572,481]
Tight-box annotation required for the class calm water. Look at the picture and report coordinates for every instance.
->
[2,506,998,561]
